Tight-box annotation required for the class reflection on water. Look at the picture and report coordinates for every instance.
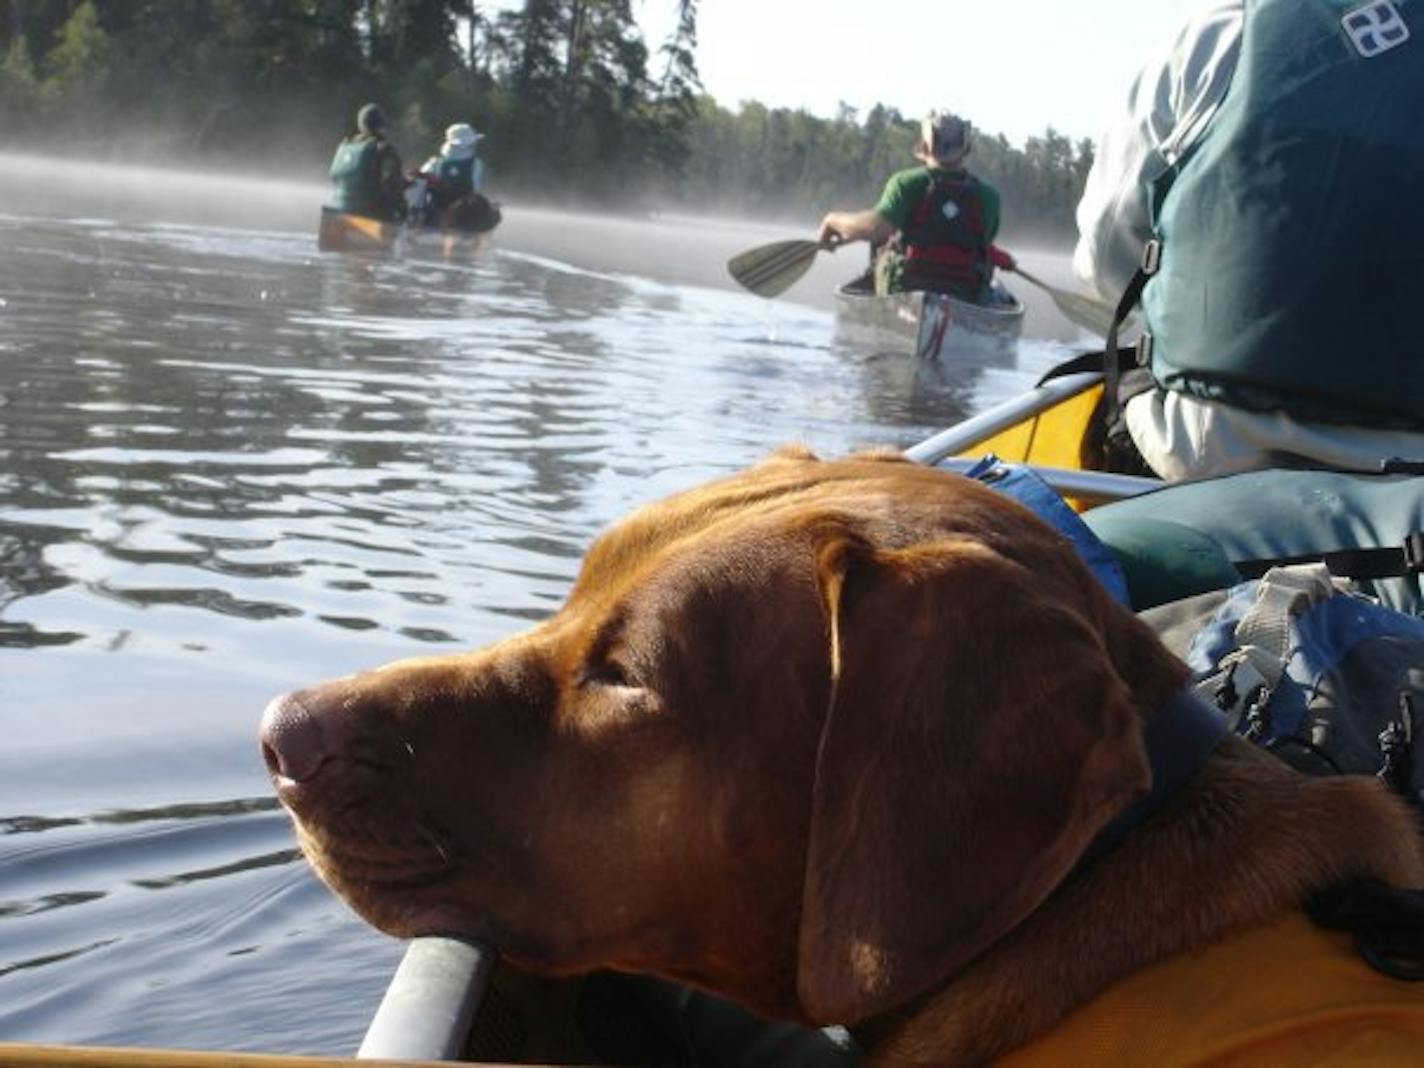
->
[0,206,1077,1054]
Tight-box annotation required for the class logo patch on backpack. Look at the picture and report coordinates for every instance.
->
[1341,0,1411,58]
[940,201,960,222]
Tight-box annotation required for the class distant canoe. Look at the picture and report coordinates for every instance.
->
[834,275,1025,361]
[317,207,401,253]
[317,205,501,260]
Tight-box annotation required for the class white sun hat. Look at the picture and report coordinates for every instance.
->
[442,123,483,154]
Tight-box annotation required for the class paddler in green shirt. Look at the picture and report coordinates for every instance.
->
[817,111,1004,303]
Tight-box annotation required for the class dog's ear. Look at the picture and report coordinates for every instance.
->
[797,533,1151,1024]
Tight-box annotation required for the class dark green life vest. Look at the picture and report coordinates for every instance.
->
[328,136,382,218]
[1142,0,1424,428]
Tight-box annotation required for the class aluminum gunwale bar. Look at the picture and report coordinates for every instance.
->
[357,937,496,1061]
[932,457,1162,505]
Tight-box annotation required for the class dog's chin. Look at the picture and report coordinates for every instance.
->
[313,860,484,940]
[312,863,610,977]
[337,889,579,977]
[291,836,458,927]
[365,899,489,944]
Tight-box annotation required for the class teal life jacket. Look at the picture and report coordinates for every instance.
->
[427,154,483,213]
[1141,0,1424,428]
[328,136,382,218]
[436,156,475,198]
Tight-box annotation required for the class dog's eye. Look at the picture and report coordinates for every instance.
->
[578,659,634,689]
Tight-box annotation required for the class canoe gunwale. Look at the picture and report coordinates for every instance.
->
[357,937,495,1061]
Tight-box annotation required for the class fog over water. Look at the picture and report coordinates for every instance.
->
[0,151,1092,1055]
[0,152,1087,333]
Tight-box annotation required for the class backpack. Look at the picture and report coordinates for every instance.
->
[965,457,1424,808]
[1173,563,1424,810]
[967,463,1424,977]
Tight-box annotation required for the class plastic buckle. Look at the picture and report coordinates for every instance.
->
[1207,652,1271,720]
[1380,457,1424,475]
[1140,239,1161,275]
[1403,531,1424,574]
[963,454,1005,483]
[1135,332,1154,367]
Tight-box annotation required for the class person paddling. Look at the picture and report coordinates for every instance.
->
[817,111,1004,304]
[412,122,500,237]
[418,123,487,215]
[326,103,407,224]
[1074,0,1424,480]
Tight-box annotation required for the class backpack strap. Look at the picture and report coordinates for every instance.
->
[965,456,1131,604]
[1234,531,1424,582]
[1308,878,1424,982]
[1101,240,1159,435]
[1033,346,1144,387]
[1200,564,1348,728]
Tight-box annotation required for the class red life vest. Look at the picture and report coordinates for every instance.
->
[900,171,990,301]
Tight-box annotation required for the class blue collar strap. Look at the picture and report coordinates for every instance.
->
[1076,686,1229,873]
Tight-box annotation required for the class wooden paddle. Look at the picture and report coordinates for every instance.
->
[725,238,824,298]
[999,262,1119,338]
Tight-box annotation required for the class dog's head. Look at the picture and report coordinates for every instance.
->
[260,449,1183,1024]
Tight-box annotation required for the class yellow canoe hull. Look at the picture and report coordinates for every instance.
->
[958,380,1103,473]
[316,209,497,261]
[317,208,401,253]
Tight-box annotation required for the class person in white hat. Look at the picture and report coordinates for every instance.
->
[418,123,487,214]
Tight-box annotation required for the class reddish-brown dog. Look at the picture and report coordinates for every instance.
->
[260,449,1424,1064]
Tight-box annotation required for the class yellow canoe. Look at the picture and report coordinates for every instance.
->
[905,360,1160,509]
[317,207,498,261]
[316,207,401,254]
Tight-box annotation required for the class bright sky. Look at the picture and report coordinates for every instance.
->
[632,0,1213,145]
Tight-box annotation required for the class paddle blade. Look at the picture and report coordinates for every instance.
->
[1005,262,1120,338]
[1050,290,1119,338]
[727,239,820,298]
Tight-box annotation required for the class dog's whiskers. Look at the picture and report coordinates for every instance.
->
[417,822,452,867]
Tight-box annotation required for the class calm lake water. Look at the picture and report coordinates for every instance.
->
[0,155,1086,1055]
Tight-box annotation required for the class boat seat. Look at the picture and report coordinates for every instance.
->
[1083,469,1424,616]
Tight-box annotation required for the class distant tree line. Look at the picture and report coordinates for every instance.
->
[0,0,1092,238]
[682,100,1094,240]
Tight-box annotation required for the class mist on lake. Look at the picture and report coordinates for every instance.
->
[0,151,1086,335]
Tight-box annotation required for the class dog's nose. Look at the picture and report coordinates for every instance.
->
[260,693,329,783]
